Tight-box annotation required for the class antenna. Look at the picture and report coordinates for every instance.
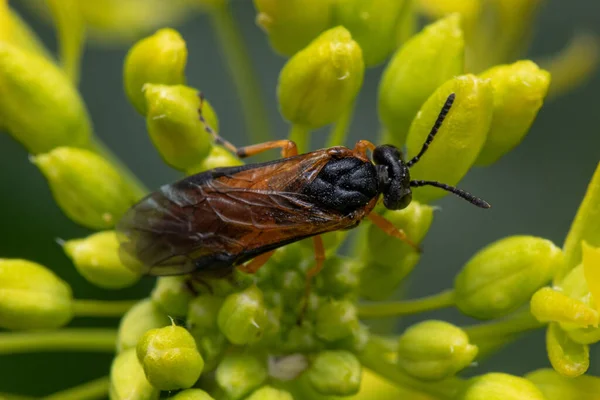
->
[407,93,455,168]
[409,180,491,208]
[197,92,239,155]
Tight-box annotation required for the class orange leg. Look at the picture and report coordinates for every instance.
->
[236,140,298,159]
[298,236,326,324]
[353,140,377,158]
[367,213,422,253]
[197,93,298,159]
[238,250,275,274]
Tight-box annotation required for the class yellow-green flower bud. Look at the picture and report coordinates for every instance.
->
[217,286,269,345]
[333,0,409,67]
[546,322,589,377]
[359,201,434,300]
[246,386,293,400]
[216,352,268,400]
[145,84,218,171]
[63,231,141,289]
[151,276,194,318]
[253,0,333,57]
[0,42,91,154]
[307,350,361,396]
[0,258,73,330]
[280,323,323,353]
[456,373,546,400]
[277,26,364,129]
[109,348,159,400]
[530,287,599,328]
[187,294,224,337]
[455,236,564,319]
[526,368,600,400]
[32,147,139,229]
[124,28,187,115]
[406,75,493,203]
[137,325,204,390]
[195,333,227,372]
[185,145,243,176]
[396,320,478,381]
[316,256,360,298]
[378,14,464,146]
[315,300,359,342]
[116,298,170,352]
[475,60,551,166]
[170,389,215,400]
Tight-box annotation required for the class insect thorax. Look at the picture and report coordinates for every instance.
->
[300,157,379,215]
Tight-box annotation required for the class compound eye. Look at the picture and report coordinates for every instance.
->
[397,192,412,209]
[383,189,412,210]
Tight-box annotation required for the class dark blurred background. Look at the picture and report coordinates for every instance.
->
[0,0,599,396]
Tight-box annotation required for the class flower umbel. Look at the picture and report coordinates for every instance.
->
[0,1,599,400]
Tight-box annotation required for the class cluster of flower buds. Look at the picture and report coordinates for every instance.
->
[0,1,599,400]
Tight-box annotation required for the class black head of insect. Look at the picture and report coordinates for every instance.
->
[373,93,491,210]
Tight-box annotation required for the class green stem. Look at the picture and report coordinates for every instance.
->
[73,299,138,318]
[326,101,355,148]
[358,336,464,400]
[288,124,311,154]
[44,377,109,400]
[358,289,455,319]
[209,3,273,150]
[47,0,85,85]
[463,309,545,340]
[0,329,117,354]
[88,137,148,200]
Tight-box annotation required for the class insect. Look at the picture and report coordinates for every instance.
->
[117,92,489,308]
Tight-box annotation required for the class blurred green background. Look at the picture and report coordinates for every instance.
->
[0,0,599,396]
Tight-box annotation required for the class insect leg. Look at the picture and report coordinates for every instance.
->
[297,236,326,324]
[197,92,298,159]
[353,140,377,158]
[238,250,275,274]
[236,140,298,159]
[367,213,422,253]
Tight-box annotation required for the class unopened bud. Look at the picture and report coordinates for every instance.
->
[32,147,139,229]
[151,276,194,318]
[144,84,218,171]
[253,0,333,57]
[216,352,268,400]
[116,298,170,352]
[333,0,409,66]
[278,26,364,129]
[137,325,204,390]
[217,286,269,345]
[456,373,546,400]
[378,14,464,146]
[405,75,493,204]
[0,259,72,330]
[475,61,550,166]
[397,320,478,381]
[526,368,600,400]
[109,348,159,400]
[64,231,140,289]
[0,42,91,154]
[455,236,564,319]
[124,28,187,115]
[306,350,361,396]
